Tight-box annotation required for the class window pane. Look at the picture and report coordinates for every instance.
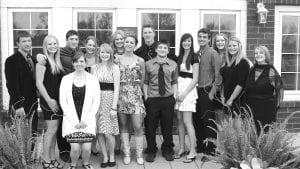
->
[159,13,175,30]
[282,35,297,53]
[78,13,94,29]
[159,31,175,47]
[96,13,112,29]
[32,30,48,46]
[78,30,95,47]
[13,12,30,29]
[31,12,48,29]
[282,54,297,72]
[32,48,43,57]
[96,30,112,45]
[142,13,158,29]
[282,16,298,34]
[220,14,236,31]
[203,14,219,30]
[282,73,296,90]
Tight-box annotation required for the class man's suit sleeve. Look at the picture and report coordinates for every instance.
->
[5,57,24,109]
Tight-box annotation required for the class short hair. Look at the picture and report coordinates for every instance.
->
[255,45,271,64]
[142,24,155,33]
[125,34,138,45]
[66,30,79,40]
[197,28,211,38]
[72,51,85,63]
[156,39,170,50]
[16,31,31,43]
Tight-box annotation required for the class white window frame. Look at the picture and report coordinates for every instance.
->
[73,8,116,44]
[3,8,52,110]
[8,8,52,58]
[275,6,300,101]
[200,10,244,52]
[137,10,180,52]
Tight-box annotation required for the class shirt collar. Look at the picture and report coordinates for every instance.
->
[198,44,210,54]
[153,56,169,65]
[18,49,30,59]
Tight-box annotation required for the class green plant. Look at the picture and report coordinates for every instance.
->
[0,102,43,169]
[205,108,300,169]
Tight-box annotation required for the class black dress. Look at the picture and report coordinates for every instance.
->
[220,58,250,113]
[40,60,63,120]
[245,64,283,130]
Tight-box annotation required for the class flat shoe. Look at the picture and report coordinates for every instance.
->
[108,161,116,167]
[100,162,109,168]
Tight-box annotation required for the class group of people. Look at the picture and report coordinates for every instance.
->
[4,25,283,169]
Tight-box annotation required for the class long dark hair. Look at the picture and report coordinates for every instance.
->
[178,33,195,71]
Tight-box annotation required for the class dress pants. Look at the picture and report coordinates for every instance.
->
[145,95,176,154]
[193,87,216,154]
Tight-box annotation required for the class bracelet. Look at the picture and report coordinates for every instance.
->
[111,108,117,111]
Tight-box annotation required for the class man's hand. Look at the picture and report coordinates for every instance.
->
[36,54,47,65]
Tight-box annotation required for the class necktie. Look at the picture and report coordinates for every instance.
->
[158,63,166,96]
[26,54,34,77]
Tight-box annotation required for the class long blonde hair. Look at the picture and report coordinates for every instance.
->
[225,36,250,67]
[99,43,114,69]
[42,35,64,74]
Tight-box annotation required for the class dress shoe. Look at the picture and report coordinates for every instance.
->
[59,152,71,163]
[162,152,174,161]
[145,153,156,162]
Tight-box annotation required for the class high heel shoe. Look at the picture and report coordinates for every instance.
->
[183,154,196,163]
[51,159,63,169]
[41,159,56,169]
[174,150,187,159]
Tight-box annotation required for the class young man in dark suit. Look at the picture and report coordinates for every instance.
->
[5,30,38,136]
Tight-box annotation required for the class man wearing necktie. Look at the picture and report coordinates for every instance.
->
[143,40,178,162]
[5,31,38,137]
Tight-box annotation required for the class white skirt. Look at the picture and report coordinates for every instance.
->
[177,76,197,112]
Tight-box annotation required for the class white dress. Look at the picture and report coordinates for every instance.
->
[177,63,198,112]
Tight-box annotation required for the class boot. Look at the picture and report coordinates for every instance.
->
[121,133,131,165]
[135,135,144,165]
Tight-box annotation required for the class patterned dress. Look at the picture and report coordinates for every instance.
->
[117,58,145,115]
[93,65,119,135]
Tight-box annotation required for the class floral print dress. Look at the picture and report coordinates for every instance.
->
[116,58,146,116]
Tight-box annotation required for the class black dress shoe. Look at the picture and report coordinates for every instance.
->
[59,152,71,163]
[162,152,174,161]
[145,153,156,162]
[108,161,116,167]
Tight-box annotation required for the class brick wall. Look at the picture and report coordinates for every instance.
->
[247,0,300,132]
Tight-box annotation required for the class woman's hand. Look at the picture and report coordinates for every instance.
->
[47,98,59,112]
[80,122,87,129]
[75,123,81,129]
[177,93,186,103]
[110,109,117,119]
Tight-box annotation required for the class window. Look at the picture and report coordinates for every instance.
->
[10,10,50,56]
[74,9,115,47]
[139,10,179,55]
[275,6,300,100]
[201,11,241,42]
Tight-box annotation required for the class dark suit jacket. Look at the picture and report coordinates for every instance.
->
[5,51,37,114]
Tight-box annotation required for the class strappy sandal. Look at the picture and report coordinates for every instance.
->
[174,150,187,159]
[68,165,76,169]
[82,164,94,169]
[51,159,63,169]
[183,154,196,163]
[41,160,56,169]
